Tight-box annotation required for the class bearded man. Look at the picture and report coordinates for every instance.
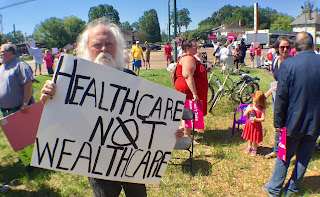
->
[40,17,183,197]
[41,17,147,197]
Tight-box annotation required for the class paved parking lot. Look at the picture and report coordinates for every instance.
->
[26,47,269,75]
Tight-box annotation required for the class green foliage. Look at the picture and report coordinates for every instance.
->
[33,16,85,49]
[63,16,86,44]
[300,1,320,15]
[138,9,161,43]
[183,28,212,41]
[161,31,169,42]
[198,5,280,30]
[33,17,70,49]
[0,31,25,45]
[88,4,120,25]
[270,14,294,31]
[131,22,140,33]
[135,31,149,43]
[121,21,133,31]
[170,8,192,34]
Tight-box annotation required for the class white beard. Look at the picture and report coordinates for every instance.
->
[94,52,120,70]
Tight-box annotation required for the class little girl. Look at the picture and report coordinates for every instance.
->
[242,90,267,156]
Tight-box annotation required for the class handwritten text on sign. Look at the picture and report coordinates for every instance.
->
[31,55,186,184]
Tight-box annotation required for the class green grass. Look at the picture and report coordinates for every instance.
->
[1,69,319,197]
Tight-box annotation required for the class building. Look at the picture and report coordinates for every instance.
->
[121,29,134,48]
[211,20,251,42]
[290,11,320,45]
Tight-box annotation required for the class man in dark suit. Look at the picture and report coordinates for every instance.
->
[263,32,320,196]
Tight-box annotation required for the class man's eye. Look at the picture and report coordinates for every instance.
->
[93,43,102,48]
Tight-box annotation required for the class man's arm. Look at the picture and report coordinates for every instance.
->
[20,81,33,112]
[274,61,289,129]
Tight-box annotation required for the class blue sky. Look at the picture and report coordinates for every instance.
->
[0,0,319,36]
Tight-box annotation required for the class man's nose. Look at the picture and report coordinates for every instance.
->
[101,45,108,53]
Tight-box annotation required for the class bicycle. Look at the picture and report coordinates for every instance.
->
[208,66,260,112]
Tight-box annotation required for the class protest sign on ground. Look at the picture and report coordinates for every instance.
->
[31,55,186,184]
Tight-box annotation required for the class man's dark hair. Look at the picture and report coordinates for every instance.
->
[181,38,195,51]
[295,32,314,52]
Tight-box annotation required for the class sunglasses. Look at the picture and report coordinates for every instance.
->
[279,46,291,50]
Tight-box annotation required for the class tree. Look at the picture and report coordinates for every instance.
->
[139,9,161,43]
[161,31,168,42]
[300,1,320,14]
[135,31,149,43]
[178,8,192,30]
[2,31,25,44]
[170,8,192,34]
[131,22,140,33]
[63,16,86,44]
[270,14,294,31]
[88,4,120,25]
[121,21,133,31]
[33,17,70,49]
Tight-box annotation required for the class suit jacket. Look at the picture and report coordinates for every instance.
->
[274,50,320,138]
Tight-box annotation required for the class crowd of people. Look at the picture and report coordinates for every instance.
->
[0,17,320,196]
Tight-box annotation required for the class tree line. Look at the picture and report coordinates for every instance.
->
[0,2,316,49]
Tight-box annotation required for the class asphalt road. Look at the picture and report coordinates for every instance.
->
[26,47,269,75]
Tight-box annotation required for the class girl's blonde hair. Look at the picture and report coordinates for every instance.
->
[253,90,267,109]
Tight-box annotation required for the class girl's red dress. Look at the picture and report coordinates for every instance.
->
[242,104,263,143]
[174,54,209,116]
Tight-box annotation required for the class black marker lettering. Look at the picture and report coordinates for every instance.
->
[79,78,97,107]
[56,139,75,171]
[35,138,60,167]
[70,142,92,172]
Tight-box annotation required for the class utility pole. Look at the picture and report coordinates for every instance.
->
[168,0,170,43]
[173,0,177,62]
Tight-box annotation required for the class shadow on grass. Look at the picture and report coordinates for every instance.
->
[0,162,59,196]
[299,176,320,195]
[180,158,212,176]
[4,189,60,197]
[196,128,246,147]
[257,146,274,156]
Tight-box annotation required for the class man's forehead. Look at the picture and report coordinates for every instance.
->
[89,25,115,40]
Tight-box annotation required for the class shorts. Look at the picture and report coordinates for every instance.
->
[133,59,142,68]
[166,54,172,61]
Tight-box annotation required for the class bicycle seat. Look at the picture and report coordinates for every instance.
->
[242,74,252,81]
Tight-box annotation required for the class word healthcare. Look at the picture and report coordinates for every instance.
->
[31,55,186,184]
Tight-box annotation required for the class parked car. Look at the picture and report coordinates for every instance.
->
[149,44,161,51]
[200,43,213,48]
[140,44,161,51]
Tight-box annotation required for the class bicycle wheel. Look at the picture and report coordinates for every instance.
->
[207,84,215,103]
[240,82,258,104]
[209,90,222,112]
[230,80,243,102]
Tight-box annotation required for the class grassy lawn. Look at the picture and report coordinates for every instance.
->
[0,68,319,197]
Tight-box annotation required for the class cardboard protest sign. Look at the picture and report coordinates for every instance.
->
[0,102,43,152]
[17,144,34,166]
[31,55,186,184]
[184,99,204,130]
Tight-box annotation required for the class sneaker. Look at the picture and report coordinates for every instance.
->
[251,149,257,156]
[0,185,9,193]
[245,147,252,154]
[262,183,275,197]
[265,152,277,159]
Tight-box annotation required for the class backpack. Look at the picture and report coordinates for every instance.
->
[170,68,177,86]
[267,51,273,61]
[170,57,182,86]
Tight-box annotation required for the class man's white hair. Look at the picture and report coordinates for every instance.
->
[76,17,125,70]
